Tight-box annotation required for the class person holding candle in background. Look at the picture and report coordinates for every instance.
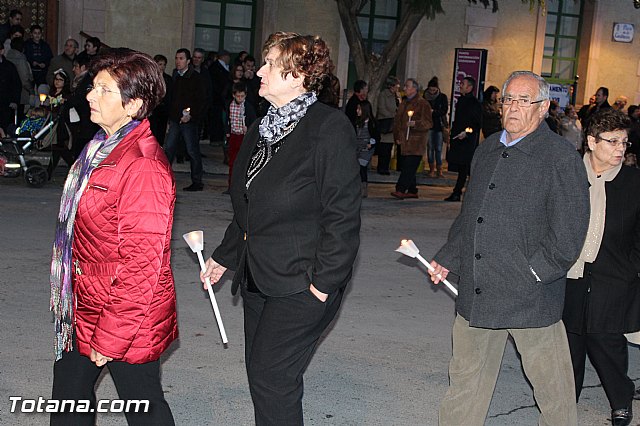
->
[200,32,361,425]
[164,48,207,191]
[391,78,433,199]
[444,76,482,202]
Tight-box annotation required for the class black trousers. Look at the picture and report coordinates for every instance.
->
[242,272,344,426]
[376,142,393,173]
[359,165,368,183]
[567,331,634,410]
[51,342,174,426]
[395,154,421,194]
[452,163,470,196]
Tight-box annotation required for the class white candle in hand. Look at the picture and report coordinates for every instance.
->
[395,239,458,296]
[406,110,414,140]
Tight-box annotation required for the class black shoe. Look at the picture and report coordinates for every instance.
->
[612,407,632,426]
[183,183,204,192]
[444,194,461,202]
[634,387,640,400]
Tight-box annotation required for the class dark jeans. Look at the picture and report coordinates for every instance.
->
[359,164,368,183]
[452,163,470,196]
[51,343,174,426]
[164,121,202,185]
[376,142,393,173]
[567,331,634,410]
[395,154,421,194]
[241,271,344,426]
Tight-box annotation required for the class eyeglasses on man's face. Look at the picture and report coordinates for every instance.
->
[597,136,632,149]
[86,84,121,97]
[500,97,545,107]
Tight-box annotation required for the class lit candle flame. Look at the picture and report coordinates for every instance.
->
[465,127,473,133]
[407,110,414,118]
[39,94,47,103]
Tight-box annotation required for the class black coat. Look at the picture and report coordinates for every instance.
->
[212,102,362,297]
[447,93,482,169]
[563,166,640,334]
[0,55,21,128]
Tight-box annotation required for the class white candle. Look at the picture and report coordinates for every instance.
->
[406,110,414,140]
[395,239,458,296]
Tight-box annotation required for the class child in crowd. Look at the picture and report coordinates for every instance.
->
[224,82,256,193]
[17,107,47,137]
[354,100,380,198]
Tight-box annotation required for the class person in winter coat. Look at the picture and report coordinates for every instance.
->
[391,78,433,199]
[563,109,640,426]
[423,76,449,177]
[201,32,361,425]
[50,48,177,426]
[444,76,482,202]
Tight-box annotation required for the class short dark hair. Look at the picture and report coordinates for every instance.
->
[463,76,476,90]
[232,81,247,94]
[74,54,91,69]
[385,76,399,89]
[9,9,22,19]
[193,48,205,56]
[90,48,166,120]
[153,54,168,63]
[628,105,639,117]
[585,109,631,140]
[176,48,191,61]
[10,37,23,52]
[8,25,23,37]
[30,24,42,33]
[243,55,255,64]
[354,80,367,93]
[597,86,609,98]
[86,36,101,49]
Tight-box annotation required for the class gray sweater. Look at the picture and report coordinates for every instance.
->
[435,122,590,329]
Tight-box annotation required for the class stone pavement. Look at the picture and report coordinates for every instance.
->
[0,140,637,425]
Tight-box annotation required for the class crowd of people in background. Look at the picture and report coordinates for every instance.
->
[2,7,639,199]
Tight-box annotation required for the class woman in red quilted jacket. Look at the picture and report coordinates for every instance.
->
[49,48,178,426]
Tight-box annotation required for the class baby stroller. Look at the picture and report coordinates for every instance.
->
[0,113,58,188]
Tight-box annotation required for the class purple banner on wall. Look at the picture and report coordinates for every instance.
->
[450,48,487,125]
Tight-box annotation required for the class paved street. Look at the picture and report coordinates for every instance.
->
[0,144,637,425]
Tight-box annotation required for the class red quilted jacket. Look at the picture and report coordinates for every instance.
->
[71,119,178,364]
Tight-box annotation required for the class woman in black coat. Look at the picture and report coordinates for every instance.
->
[201,32,361,425]
[563,109,640,426]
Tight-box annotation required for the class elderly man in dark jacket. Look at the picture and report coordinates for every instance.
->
[430,71,590,426]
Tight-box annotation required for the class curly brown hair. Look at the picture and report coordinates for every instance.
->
[261,32,332,94]
[90,48,166,120]
[585,109,631,139]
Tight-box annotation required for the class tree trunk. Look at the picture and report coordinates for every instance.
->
[336,0,427,111]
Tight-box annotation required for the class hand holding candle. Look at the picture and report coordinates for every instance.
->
[181,107,191,123]
[183,230,229,344]
[406,110,415,140]
[395,239,458,296]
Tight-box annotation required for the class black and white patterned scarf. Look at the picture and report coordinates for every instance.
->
[246,92,317,187]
